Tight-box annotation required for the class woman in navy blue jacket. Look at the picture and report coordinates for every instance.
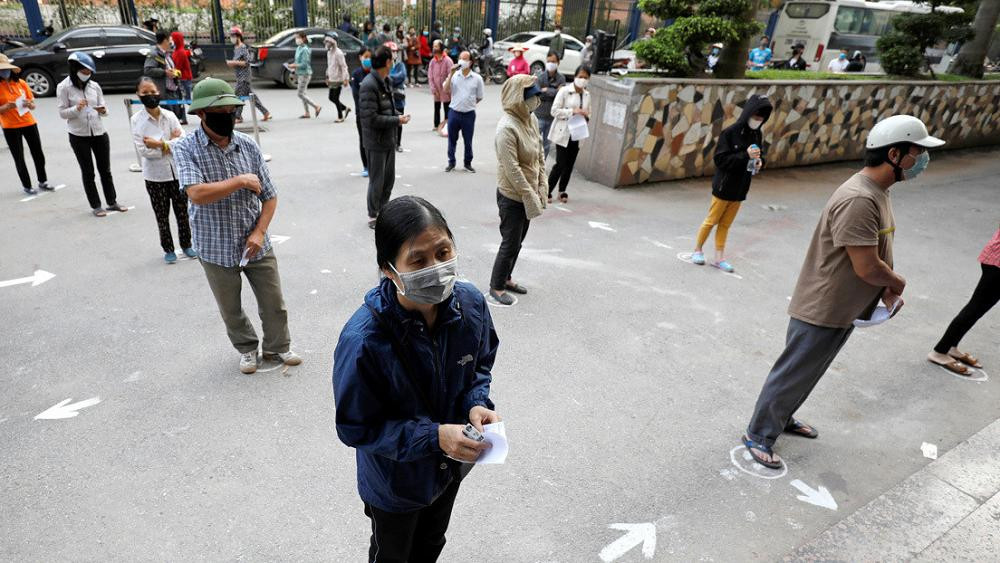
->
[333,195,501,563]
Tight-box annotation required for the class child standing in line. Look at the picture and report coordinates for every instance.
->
[691,94,772,273]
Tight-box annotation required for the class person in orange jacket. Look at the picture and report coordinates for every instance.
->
[170,31,193,124]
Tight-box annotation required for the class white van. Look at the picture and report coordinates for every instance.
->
[770,0,964,74]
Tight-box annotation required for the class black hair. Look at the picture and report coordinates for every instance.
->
[383,23,391,32]
[575,65,592,77]
[546,52,560,62]
[68,59,90,89]
[359,47,371,57]
[155,30,170,45]
[135,75,157,91]
[363,20,373,31]
[296,31,308,40]
[864,143,911,167]
[375,196,454,270]
[371,46,392,70]
[342,14,351,21]
[231,31,243,41]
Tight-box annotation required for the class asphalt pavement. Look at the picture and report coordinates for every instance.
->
[1,78,998,562]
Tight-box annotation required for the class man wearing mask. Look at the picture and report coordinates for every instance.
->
[360,46,410,228]
[226,26,271,123]
[580,35,595,69]
[748,36,772,71]
[548,25,565,61]
[534,52,565,159]
[783,43,807,70]
[443,50,484,173]
[172,78,302,375]
[707,43,722,72]
[143,30,184,122]
[447,27,465,62]
[350,48,372,177]
[742,116,944,470]
[828,50,850,73]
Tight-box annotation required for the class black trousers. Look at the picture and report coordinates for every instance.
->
[934,263,1000,353]
[363,481,460,563]
[407,63,420,84]
[68,133,117,209]
[433,101,450,128]
[548,139,580,196]
[144,179,191,253]
[490,191,530,291]
[3,124,47,189]
[366,148,396,219]
[328,86,347,118]
[356,117,369,169]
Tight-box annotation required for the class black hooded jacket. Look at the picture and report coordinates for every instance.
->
[712,95,773,202]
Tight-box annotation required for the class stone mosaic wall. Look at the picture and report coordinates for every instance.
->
[581,78,1000,187]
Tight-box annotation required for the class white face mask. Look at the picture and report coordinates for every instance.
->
[458,59,470,69]
[77,71,91,83]
[574,77,588,89]
[545,61,558,73]
[748,118,763,130]
[295,38,304,45]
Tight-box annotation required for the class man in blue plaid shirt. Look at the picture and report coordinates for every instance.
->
[173,78,301,374]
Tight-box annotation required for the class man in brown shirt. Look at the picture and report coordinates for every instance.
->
[743,115,945,469]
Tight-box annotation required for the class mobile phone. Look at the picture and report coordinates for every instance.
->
[462,423,484,442]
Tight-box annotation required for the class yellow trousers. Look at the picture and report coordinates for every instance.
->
[696,196,742,251]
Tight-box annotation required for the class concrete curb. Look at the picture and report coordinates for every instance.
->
[787,419,1000,561]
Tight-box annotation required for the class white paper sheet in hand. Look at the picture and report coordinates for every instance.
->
[15,96,30,116]
[853,300,899,328]
[239,248,251,268]
[475,421,508,465]
[568,114,589,141]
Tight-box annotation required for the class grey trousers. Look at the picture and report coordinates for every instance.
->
[366,148,396,219]
[746,318,854,447]
[199,250,291,354]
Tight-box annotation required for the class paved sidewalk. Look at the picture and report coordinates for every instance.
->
[789,418,1000,561]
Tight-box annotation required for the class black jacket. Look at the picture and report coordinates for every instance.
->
[359,71,399,152]
[533,69,565,119]
[783,56,807,71]
[711,94,773,202]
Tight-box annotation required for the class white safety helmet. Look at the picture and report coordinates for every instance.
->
[866,115,945,149]
[484,28,491,36]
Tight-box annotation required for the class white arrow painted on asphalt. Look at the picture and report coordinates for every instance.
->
[588,221,617,232]
[791,479,838,511]
[0,269,56,289]
[34,397,101,420]
[270,235,291,245]
[599,523,656,562]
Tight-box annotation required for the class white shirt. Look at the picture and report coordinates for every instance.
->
[446,69,484,113]
[130,107,183,182]
[56,77,108,137]
[828,58,849,73]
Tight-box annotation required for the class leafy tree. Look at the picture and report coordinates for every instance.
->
[633,0,760,78]
[877,0,974,77]
[951,0,1000,77]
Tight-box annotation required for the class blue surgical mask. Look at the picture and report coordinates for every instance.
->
[0,69,10,79]
[903,151,929,180]
[362,58,372,69]
[839,53,847,60]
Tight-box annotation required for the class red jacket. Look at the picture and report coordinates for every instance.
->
[419,35,431,58]
[170,31,193,80]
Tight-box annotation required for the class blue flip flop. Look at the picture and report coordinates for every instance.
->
[713,260,734,273]
[742,434,783,469]
[691,251,706,265]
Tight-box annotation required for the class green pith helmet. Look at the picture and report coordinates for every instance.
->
[188,77,243,112]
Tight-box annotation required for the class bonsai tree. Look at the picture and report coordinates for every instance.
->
[877,0,974,77]
[633,0,761,78]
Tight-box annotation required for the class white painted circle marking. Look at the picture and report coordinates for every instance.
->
[729,445,788,480]
[936,364,988,382]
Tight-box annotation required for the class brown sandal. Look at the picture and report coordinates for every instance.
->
[949,351,982,369]
[930,358,972,376]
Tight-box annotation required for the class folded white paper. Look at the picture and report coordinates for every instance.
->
[853,300,900,328]
[239,248,251,267]
[475,421,508,465]
[15,96,30,116]
[568,114,589,141]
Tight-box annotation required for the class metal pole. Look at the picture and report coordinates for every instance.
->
[539,0,547,31]
[22,0,45,41]
[124,98,143,173]
[249,93,271,162]
[585,0,596,37]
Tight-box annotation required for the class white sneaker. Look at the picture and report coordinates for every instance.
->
[240,350,259,374]
[263,350,302,366]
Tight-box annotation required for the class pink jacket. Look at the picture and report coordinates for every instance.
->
[507,55,529,77]
[428,54,454,102]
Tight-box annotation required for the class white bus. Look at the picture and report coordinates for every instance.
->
[770,0,964,74]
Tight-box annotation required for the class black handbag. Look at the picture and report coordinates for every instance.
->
[365,304,475,482]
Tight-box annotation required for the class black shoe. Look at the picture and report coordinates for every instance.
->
[22,186,38,195]
[368,217,377,230]
[38,181,55,191]
[445,164,455,172]
[396,145,404,153]
[487,289,516,307]
[464,164,476,173]
[505,282,528,294]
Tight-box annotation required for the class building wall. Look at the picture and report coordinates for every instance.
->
[577,76,1000,188]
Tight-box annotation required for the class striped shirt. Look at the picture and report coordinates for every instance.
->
[172,127,275,267]
[980,227,1000,267]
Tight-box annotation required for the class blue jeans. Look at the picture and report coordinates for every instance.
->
[537,116,552,159]
[447,109,475,167]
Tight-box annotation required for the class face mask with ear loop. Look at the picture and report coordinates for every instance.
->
[389,257,458,305]
[889,146,928,182]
